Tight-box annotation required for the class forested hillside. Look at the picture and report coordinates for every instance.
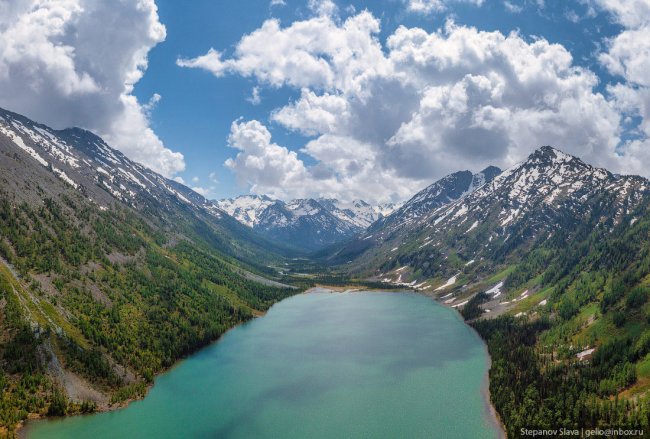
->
[472,203,650,436]
[0,108,298,435]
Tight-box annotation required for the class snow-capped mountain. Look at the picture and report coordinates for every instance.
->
[259,198,362,251]
[369,166,502,235]
[0,107,214,213]
[316,198,402,229]
[337,146,649,284]
[420,146,646,244]
[216,195,277,227]
[0,106,286,262]
[217,195,400,251]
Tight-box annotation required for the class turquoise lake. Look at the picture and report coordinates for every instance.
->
[26,291,501,439]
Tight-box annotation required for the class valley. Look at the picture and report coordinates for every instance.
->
[2,107,650,437]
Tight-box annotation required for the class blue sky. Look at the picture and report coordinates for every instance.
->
[133,0,626,200]
[1,0,648,203]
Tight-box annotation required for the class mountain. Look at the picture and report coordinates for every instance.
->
[0,107,298,431]
[368,166,502,236]
[337,146,650,435]
[214,194,276,228]
[217,195,400,252]
[322,166,501,264]
[344,146,646,282]
[316,198,402,229]
[0,108,296,264]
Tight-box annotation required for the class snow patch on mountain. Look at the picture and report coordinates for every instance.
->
[219,195,400,232]
[217,195,276,227]
[435,275,457,291]
[0,107,228,218]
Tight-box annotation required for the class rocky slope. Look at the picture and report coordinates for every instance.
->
[368,166,502,236]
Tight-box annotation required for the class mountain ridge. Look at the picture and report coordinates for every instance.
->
[217,195,401,251]
[0,106,300,264]
[341,146,648,283]
[368,165,503,236]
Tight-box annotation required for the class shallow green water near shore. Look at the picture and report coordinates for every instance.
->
[27,291,500,439]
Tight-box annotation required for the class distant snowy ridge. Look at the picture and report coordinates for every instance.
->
[217,195,402,251]
[218,195,400,230]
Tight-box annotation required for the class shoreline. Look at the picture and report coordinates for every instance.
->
[18,301,276,438]
[430,293,507,438]
[471,319,508,439]
[427,290,507,438]
[309,284,407,293]
[20,285,313,436]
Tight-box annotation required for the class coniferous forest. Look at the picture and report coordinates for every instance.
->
[465,202,650,437]
[0,187,297,434]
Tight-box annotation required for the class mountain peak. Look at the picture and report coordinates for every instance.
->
[480,166,502,180]
[539,145,558,153]
[370,166,502,233]
[420,144,638,235]
[528,145,575,164]
[352,199,371,207]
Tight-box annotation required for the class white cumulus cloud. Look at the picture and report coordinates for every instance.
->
[406,0,484,14]
[225,119,417,202]
[595,0,650,176]
[225,120,311,199]
[308,0,338,16]
[594,0,650,28]
[0,0,184,177]
[179,7,646,203]
[178,12,388,94]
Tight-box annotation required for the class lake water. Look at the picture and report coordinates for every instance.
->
[26,290,501,439]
